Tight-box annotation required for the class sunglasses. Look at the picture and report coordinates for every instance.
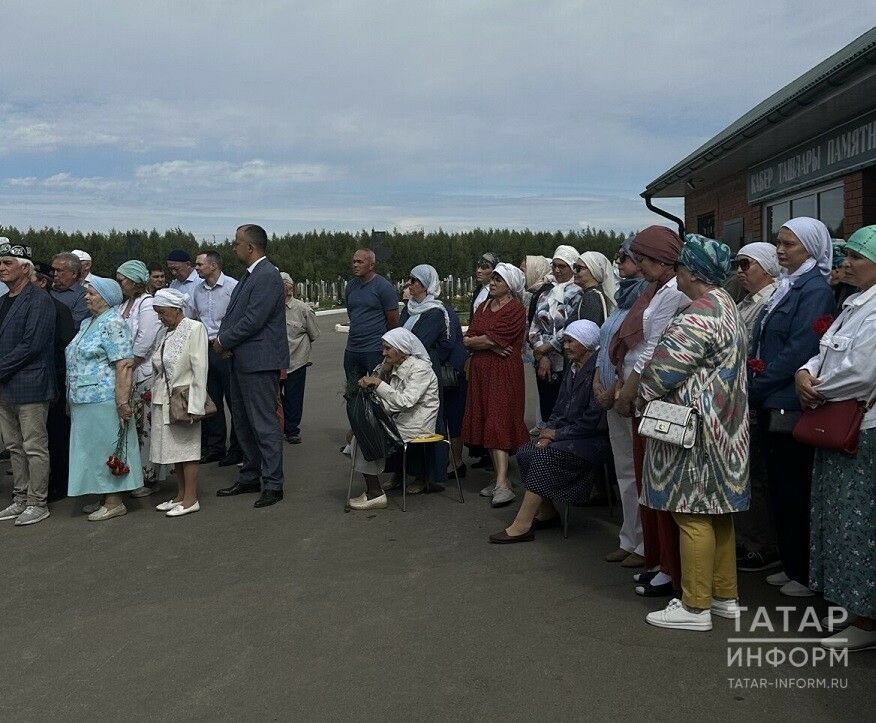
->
[734,258,752,271]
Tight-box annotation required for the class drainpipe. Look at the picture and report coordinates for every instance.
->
[644,193,685,239]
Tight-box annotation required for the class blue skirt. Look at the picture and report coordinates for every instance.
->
[68,401,144,496]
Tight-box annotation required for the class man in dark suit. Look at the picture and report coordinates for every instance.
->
[214,225,289,508]
[0,243,57,526]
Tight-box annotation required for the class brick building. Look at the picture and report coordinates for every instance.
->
[642,27,876,250]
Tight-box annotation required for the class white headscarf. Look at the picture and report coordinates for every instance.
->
[577,251,619,314]
[524,255,552,291]
[405,264,449,337]
[547,244,580,315]
[153,288,189,309]
[493,262,525,297]
[759,217,832,326]
[564,319,600,349]
[382,328,430,362]
[737,242,780,278]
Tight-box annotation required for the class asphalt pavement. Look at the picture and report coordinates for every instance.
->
[0,325,872,721]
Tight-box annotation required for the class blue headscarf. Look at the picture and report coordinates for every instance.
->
[86,276,124,307]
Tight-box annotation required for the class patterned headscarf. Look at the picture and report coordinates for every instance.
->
[679,234,732,286]
[831,241,846,269]
[117,259,150,285]
[85,277,123,307]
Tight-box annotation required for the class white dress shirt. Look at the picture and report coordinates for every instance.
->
[191,272,238,340]
[800,283,876,430]
[624,277,691,379]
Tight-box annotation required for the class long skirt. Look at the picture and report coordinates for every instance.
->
[134,379,168,483]
[517,440,596,503]
[809,428,875,618]
[68,401,143,496]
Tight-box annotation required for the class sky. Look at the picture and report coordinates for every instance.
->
[0,2,872,239]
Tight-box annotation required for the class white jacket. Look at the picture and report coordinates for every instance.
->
[150,318,209,426]
[373,356,439,441]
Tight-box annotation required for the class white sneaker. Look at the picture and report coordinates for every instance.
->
[646,598,713,631]
[156,499,182,512]
[14,505,50,526]
[348,493,388,510]
[766,571,790,586]
[820,626,876,652]
[0,501,26,521]
[479,482,496,497]
[491,486,516,507]
[166,500,200,517]
[87,504,127,521]
[711,598,742,619]
[780,580,814,597]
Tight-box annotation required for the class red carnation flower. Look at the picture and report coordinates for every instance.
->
[747,358,766,375]
[812,314,834,335]
[141,390,152,403]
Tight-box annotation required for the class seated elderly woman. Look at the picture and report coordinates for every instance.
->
[347,328,440,511]
[489,320,610,543]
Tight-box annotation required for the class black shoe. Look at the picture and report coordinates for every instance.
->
[633,569,660,584]
[199,450,225,464]
[216,481,260,497]
[218,453,244,467]
[254,489,283,507]
[737,549,782,572]
[285,435,302,444]
[532,514,561,530]
[635,580,675,597]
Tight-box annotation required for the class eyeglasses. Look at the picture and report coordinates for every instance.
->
[734,258,752,272]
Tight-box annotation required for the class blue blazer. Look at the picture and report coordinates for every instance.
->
[547,356,610,466]
[0,284,57,404]
[217,259,289,373]
[749,267,836,411]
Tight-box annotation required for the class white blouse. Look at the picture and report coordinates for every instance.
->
[623,277,691,379]
[118,294,162,384]
[800,283,876,430]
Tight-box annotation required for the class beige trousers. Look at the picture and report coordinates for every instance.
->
[0,393,51,507]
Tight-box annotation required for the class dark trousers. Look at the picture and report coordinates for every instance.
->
[343,348,384,383]
[281,366,307,437]
[202,346,241,457]
[46,397,70,501]
[734,416,778,555]
[229,366,284,491]
[758,410,814,585]
[535,371,562,422]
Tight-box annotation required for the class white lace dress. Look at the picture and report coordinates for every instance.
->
[149,319,203,465]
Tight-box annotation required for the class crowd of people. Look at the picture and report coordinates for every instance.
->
[0,217,873,652]
[341,220,875,651]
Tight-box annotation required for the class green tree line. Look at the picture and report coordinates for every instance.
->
[0,225,631,281]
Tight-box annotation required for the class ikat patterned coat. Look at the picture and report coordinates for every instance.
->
[638,288,750,514]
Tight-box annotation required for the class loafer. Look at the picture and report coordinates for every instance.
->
[711,598,742,619]
[88,504,127,521]
[348,492,388,510]
[285,435,301,444]
[820,626,876,652]
[490,486,515,507]
[821,611,850,632]
[780,580,814,597]
[166,500,200,517]
[489,528,534,544]
[156,499,183,512]
[254,490,283,508]
[216,482,260,497]
[646,598,713,631]
[635,580,675,597]
[532,515,561,530]
[766,571,790,586]
[621,553,646,568]
[479,482,496,497]
[605,548,630,563]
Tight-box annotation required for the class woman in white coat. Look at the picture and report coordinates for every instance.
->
[149,289,209,517]
[348,328,440,510]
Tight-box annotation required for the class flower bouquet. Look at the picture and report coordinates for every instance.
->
[106,419,131,476]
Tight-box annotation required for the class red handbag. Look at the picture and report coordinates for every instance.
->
[792,400,870,455]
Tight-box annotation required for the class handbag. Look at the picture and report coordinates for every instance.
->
[767,408,801,434]
[160,335,217,424]
[637,365,722,449]
[439,362,459,389]
[792,399,871,455]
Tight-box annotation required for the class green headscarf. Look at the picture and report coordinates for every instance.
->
[117,259,150,285]
[678,234,732,286]
[844,225,876,264]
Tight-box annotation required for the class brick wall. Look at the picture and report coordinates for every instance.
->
[684,170,762,243]
[844,167,876,231]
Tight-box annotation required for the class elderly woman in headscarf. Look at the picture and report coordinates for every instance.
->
[594,236,649,567]
[489,320,610,543]
[527,245,578,428]
[735,242,780,347]
[750,217,836,598]
[522,255,552,323]
[610,226,689,597]
[348,328,440,510]
[829,240,856,307]
[470,251,500,317]
[149,288,209,517]
[566,250,618,327]
[639,235,750,632]
[464,262,530,507]
[116,259,164,496]
[66,277,143,521]
[796,225,876,652]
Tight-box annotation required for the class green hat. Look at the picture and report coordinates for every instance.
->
[844,225,876,264]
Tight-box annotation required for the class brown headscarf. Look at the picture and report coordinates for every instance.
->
[609,226,682,373]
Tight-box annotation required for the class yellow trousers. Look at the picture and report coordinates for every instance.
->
[672,512,738,610]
